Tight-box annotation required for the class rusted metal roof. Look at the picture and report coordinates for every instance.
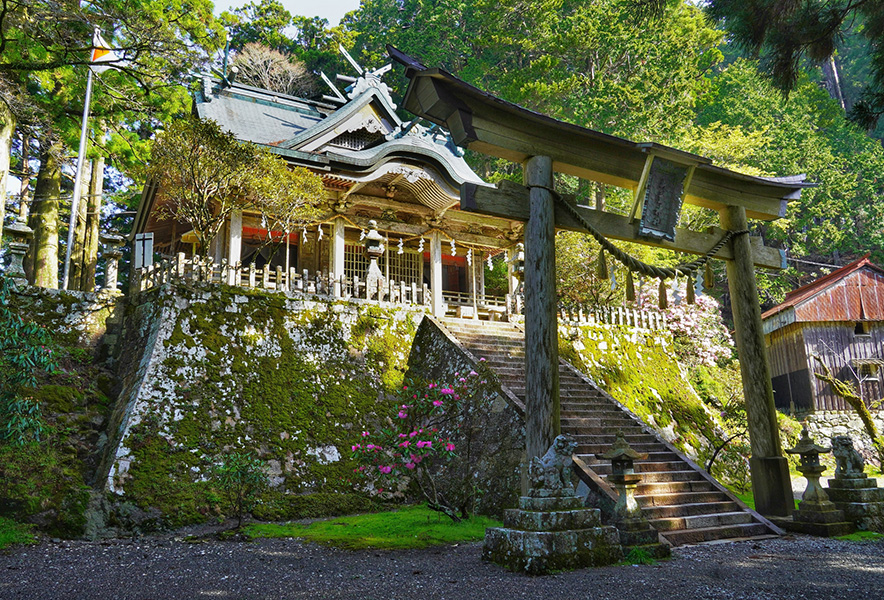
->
[762,255,884,331]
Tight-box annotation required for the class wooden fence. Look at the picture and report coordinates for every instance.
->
[137,253,430,306]
[558,304,667,331]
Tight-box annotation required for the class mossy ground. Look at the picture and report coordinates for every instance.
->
[835,530,884,542]
[242,504,501,549]
[0,517,37,549]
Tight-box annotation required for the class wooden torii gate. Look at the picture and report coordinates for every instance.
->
[390,47,811,518]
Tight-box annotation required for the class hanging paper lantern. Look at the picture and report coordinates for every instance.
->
[704,262,714,290]
[658,278,668,310]
[625,270,636,302]
[596,249,609,280]
[686,273,696,304]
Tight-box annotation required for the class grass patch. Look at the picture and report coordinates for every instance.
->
[729,489,799,511]
[835,531,884,542]
[0,517,37,550]
[243,504,501,550]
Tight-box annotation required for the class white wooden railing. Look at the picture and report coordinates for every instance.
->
[136,253,431,306]
[558,304,667,331]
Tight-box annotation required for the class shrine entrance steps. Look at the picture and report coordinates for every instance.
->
[436,317,781,547]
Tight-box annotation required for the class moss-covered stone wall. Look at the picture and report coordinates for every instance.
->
[1,286,122,537]
[104,283,423,525]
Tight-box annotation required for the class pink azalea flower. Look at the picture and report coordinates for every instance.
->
[469,370,478,376]
[428,383,437,389]
[398,441,410,448]
[432,400,443,407]
[409,431,418,438]
[445,443,455,451]
[379,465,392,474]
[362,431,369,437]
[398,411,408,419]
[352,444,361,451]
[405,462,416,470]
[479,357,486,362]
[439,388,454,395]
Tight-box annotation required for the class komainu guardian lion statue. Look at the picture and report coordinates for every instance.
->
[528,434,578,497]
[832,435,865,478]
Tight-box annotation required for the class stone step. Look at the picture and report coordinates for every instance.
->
[659,522,772,546]
[634,480,714,494]
[649,511,754,532]
[639,501,741,520]
[592,461,689,475]
[616,470,704,484]
[577,442,666,455]
[635,490,729,507]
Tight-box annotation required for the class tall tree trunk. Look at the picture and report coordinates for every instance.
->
[822,55,847,111]
[0,97,14,242]
[28,142,62,289]
[81,155,104,291]
[69,160,91,290]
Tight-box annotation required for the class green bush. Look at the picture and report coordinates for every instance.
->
[213,451,268,528]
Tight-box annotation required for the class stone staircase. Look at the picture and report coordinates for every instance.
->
[437,317,781,546]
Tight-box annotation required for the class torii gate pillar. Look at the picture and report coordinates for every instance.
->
[721,206,793,517]
[523,155,560,459]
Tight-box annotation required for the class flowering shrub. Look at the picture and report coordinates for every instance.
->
[636,281,734,367]
[352,368,494,521]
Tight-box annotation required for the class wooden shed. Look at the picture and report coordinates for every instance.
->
[762,256,884,413]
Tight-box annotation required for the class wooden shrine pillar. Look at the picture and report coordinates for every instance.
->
[524,155,560,459]
[430,230,444,317]
[331,217,346,279]
[721,206,793,517]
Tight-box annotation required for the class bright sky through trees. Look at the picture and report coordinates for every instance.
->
[213,0,360,25]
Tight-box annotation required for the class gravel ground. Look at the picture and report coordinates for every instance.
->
[1,533,882,600]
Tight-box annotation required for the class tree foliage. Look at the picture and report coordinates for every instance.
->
[147,116,324,257]
[230,43,315,97]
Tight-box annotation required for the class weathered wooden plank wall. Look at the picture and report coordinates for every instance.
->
[801,322,884,411]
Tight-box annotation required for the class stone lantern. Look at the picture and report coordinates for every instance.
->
[600,430,670,558]
[776,427,854,536]
[100,231,125,294]
[3,217,33,287]
[601,430,647,521]
[363,220,385,300]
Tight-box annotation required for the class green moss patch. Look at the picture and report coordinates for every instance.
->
[0,517,37,549]
[835,531,884,542]
[243,504,501,549]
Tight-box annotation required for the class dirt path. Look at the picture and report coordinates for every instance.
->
[1,534,881,600]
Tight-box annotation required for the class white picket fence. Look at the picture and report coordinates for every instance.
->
[558,304,667,331]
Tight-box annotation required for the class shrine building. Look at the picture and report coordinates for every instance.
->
[131,65,521,319]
